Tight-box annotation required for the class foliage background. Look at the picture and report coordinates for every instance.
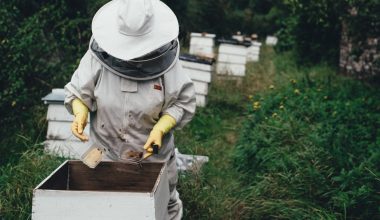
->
[0,0,379,219]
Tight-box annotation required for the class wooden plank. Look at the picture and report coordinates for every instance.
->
[247,55,259,62]
[68,161,163,192]
[44,140,92,159]
[266,36,278,45]
[232,35,244,42]
[195,94,207,107]
[47,104,90,122]
[218,44,247,56]
[190,38,214,47]
[183,67,212,83]
[35,161,69,190]
[193,80,209,95]
[217,53,247,65]
[190,32,216,38]
[153,164,170,220]
[32,190,155,220]
[180,60,213,72]
[247,46,260,54]
[32,161,169,220]
[46,120,90,141]
[216,62,246,76]
[46,104,74,122]
[189,46,214,58]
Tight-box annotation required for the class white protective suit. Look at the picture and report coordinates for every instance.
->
[64,41,196,220]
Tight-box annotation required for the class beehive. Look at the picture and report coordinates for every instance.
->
[42,89,91,158]
[180,54,213,107]
[216,40,248,76]
[247,41,262,62]
[32,160,169,220]
[189,32,216,58]
[265,36,278,46]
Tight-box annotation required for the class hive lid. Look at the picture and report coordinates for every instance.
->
[179,53,214,65]
[190,32,216,38]
[42,88,65,104]
[217,38,252,47]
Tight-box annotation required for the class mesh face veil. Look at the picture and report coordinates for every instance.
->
[90,38,178,80]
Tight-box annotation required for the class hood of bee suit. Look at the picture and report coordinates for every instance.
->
[90,37,179,80]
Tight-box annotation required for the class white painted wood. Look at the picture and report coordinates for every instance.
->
[265,36,278,45]
[190,38,214,47]
[232,35,244,42]
[189,32,215,58]
[216,62,246,76]
[195,94,207,107]
[247,54,259,62]
[153,163,170,220]
[252,41,262,47]
[192,80,209,95]
[180,60,213,72]
[46,121,90,141]
[189,46,214,57]
[46,104,74,122]
[218,44,247,56]
[32,161,169,220]
[217,53,247,65]
[190,32,216,38]
[248,46,260,54]
[183,68,212,83]
[33,190,156,220]
[44,140,92,159]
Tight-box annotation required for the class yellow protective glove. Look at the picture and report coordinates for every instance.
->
[71,98,89,142]
[143,114,176,157]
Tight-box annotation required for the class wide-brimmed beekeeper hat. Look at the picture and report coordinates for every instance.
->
[92,0,179,60]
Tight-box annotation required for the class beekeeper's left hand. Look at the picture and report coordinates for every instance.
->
[143,114,176,152]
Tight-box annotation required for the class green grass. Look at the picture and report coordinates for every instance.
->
[1,46,379,219]
[0,146,65,219]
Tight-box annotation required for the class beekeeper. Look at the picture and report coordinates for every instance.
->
[64,0,196,219]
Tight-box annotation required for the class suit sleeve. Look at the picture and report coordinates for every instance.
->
[162,59,197,129]
[64,50,102,114]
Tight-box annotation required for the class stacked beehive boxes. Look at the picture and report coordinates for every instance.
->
[216,39,249,77]
[247,41,262,62]
[42,89,91,158]
[189,32,216,58]
[180,54,213,107]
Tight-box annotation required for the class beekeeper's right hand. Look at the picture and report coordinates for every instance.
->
[71,98,89,142]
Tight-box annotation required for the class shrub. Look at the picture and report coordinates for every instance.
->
[234,66,380,218]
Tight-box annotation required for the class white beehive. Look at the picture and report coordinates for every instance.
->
[180,54,213,107]
[32,160,169,220]
[247,41,262,62]
[265,36,278,46]
[216,42,247,76]
[42,89,91,158]
[189,32,216,58]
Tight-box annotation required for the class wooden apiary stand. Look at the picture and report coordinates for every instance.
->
[32,160,169,220]
[247,41,262,62]
[216,41,248,77]
[42,89,91,159]
[189,32,216,58]
[180,54,213,107]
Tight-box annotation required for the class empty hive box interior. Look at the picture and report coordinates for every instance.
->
[38,161,164,192]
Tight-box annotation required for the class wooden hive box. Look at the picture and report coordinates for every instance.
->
[189,32,216,58]
[180,54,214,107]
[216,42,248,76]
[32,160,169,220]
[247,42,262,62]
[42,89,91,158]
[265,36,278,46]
